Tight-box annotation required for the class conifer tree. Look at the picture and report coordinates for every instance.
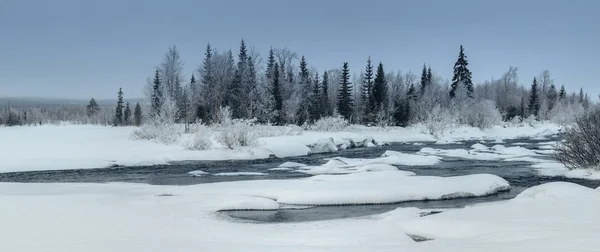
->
[578,88,585,103]
[427,67,433,88]
[337,62,354,120]
[266,47,275,80]
[114,88,124,125]
[372,62,388,112]
[559,85,566,100]
[123,102,131,125]
[189,74,196,102]
[86,98,100,117]
[231,39,249,118]
[246,56,258,119]
[361,57,374,120]
[200,43,213,122]
[271,62,283,125]
[151,69,162,117]
[420,64,428,95]
[296,55,311,124]
[321,71,331,117]
[528,77,540,117]
[180,87,190,124]
[519,97,526,121]
[449,45,474,98]
[134,102,142,126]
[310,72,321,122]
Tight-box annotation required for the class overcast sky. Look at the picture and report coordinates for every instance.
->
[1,0,598,99]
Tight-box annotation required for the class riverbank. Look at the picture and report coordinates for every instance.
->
[0,122,561,173]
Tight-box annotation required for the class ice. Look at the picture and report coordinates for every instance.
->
[188,170,208,176]
[380,150,442,166]
[215,196,280,211]
[277,161,307,168]
[214,172,268,176]
[419,144,541,161]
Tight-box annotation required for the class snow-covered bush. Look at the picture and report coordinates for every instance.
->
[465,100,503,129]
[555,108,600,170]
[181,124,213,150]
[131,98,181,144]
[522,115,538,127]
[549,102,585,125]
[309,116,349,132]
[423,104,458,137]
[254,124,303,138]
[214,107,261,149]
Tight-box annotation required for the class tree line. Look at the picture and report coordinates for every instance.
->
[143,41,596,128]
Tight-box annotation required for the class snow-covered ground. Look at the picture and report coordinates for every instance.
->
[0,179,598,252]
[0,122,562,173]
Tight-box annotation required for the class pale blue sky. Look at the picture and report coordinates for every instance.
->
[1,0,598,99]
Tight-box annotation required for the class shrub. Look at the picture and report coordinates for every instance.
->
[182,124,213,150]
[214,107,261,149]
[309,116,349,132]
[424,104,458,138]
[555,108,600,170]
[131,120,181,144]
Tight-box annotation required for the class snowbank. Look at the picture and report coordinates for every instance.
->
[188,170,208,176]
[0,122,561,173]
[214,172,267,176]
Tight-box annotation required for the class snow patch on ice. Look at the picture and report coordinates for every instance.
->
[214,172,268,176]
[278,162,307,168]
[188,170,208,177]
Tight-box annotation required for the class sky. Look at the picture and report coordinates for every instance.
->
[0,0,598,100]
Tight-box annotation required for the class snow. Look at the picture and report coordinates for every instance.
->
[188,170,208,176]
[277,161,307,168]
[267,167,292,171]
[532,161,600,180]
[0,122,561,173]
[296,163,413,175]
[395,182,600,251]
[419,145,540,161]
[214,172,268,176]
[6,179,600,251]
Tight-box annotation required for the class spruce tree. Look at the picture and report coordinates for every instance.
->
[528,77,540,117]
[201,43,213,122]
[310,72,321,122]
[151,69,162,117]
[393,100,410,127]
[86,98,100,117]
[420,64,428,95]
[296,55,311,124]
[578,88,584,103]
[321,71,331,117]
[372,62,388,113]
[246,56,258,119]
[189,74,196,103]
[337,62,354,120]
[361,57,374,121]
[115,88,124,125]
[271,62,283,125]
[134,102,142,126]
[231,39,249,118]
[547,84,558,111]
[559,85,566,100]
[427,67,433,88]
[266,47,275,80]
[123,102,131,125]
[449,45,474,98]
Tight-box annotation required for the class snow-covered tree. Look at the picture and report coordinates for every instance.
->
[449,45,473,99]
[337,62,354,120]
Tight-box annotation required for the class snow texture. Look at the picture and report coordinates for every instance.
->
[214,172,268,176]
[188,170,208,176]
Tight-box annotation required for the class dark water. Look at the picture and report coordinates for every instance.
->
[2,135,599,223]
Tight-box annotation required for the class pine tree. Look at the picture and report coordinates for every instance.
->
[134,102,142,126]
[337,62,354,120]
[266,47,275,80]
[420,64,428,95]
[361,57,374,121]
[123,102,131,125]
[372,62,388,113]
[231,39,249,118]
[528,77,540,117]
[309,72,321,122]
[271,62,283,125]
[296,55,311,124]
[200,43,213,122]
[114,88,124,125]
[578,88,584,103]
[321,71,331,117]
[86,98,100,117]
[559,85,566,100]
[151,69,162,117]
[449,45,474,98]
